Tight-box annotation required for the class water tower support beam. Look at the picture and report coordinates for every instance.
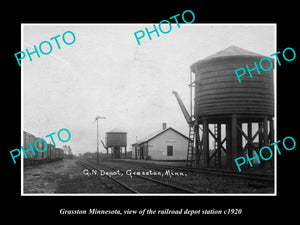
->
[202,120,209,167]
[269,117,274,144]
[259,122,263,149]
[263,116,268,145]
[226,123,232,169]
[247,123,253,158]
[263,116,270,167]
[237,121,243,157]
[269,117,274,167]
[217,123,221,168]
[231,116,238,169]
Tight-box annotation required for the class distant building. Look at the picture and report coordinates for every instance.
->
[132,123,189,160]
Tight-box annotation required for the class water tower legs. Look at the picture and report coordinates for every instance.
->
[194,124,200,168]
[195,115,274,170]
[216,123,221,168]
[202,119,209,167]
[226,122,232,168]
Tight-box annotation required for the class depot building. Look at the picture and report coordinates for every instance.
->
[131,123,189,160]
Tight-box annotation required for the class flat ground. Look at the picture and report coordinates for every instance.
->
[23,158,114,194]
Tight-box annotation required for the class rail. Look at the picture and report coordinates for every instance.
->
[111,159,274,184]
[77,160,198,194]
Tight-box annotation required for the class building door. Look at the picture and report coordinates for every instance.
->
[140,146,144,159]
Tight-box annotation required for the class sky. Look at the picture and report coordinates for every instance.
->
[22,24,275,155]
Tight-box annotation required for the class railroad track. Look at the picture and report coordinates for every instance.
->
[76,160,197,194]
[110,159,274,184]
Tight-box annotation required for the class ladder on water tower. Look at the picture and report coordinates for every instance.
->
[186,125,195,167]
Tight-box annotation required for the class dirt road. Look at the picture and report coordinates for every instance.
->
[23,158,111,194]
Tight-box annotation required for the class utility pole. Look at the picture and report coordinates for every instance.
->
[94,116,106,163]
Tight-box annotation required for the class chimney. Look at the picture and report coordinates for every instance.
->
[162,123,167,130]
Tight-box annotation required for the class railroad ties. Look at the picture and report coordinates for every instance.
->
[76,159,274,194]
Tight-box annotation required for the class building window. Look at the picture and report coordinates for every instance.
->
[167,146,173,156]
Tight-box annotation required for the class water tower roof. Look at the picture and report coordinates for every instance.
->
[203,45,264,60]
[190,45,268,73]
[107,128,127,133]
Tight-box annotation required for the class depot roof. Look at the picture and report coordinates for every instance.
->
[131,127,189,146]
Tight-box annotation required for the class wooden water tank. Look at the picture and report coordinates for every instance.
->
[190,46,274,118]
[105,128,127,148]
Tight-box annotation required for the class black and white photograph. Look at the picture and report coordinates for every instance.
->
[4,5,298,220]
[21,24,276,195]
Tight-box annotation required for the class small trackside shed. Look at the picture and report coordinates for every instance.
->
[132,124,189,161]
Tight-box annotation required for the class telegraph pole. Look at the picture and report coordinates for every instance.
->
[94,116,105,163]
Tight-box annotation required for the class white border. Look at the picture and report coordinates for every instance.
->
[21,23,24,193]
[21,23,277,196]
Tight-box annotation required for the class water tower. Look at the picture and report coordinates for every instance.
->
[105,128,127,159]
[186,46,274,170]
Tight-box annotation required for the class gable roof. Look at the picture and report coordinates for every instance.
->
[131,127,189,146]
